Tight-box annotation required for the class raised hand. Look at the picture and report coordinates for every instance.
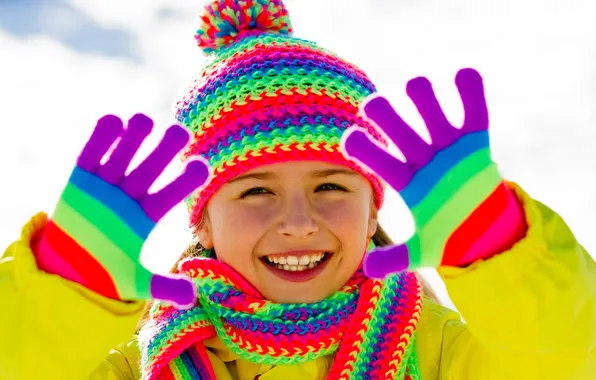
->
[34,114,210,307]
[342,68,505,279]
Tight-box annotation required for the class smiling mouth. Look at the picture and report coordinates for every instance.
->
[261,252,332,272]
[259,252,334,283]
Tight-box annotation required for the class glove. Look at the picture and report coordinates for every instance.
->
[342,68,526,279]
[33,114,209,307]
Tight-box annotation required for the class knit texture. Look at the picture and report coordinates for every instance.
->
[174,0,387,228]
[138,243,423,379]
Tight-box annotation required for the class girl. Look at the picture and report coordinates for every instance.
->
[1,0,594,379]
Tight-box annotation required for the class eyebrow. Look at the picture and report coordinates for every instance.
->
[227,169,358,184]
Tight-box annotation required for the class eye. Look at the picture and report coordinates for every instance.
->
[316,183,347,192]
[240,187,271,198]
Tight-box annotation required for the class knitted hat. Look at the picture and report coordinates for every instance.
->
[174,0,388,228]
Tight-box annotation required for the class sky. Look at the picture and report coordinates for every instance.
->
[1,0,595,309]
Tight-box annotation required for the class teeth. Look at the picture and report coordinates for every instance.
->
[283,264,308,271]
[265,252,327,272]
[299,256,310,266]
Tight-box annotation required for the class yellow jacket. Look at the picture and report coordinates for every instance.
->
[1,185,595,379]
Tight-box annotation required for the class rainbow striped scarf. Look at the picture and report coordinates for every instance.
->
[139,253,422,379]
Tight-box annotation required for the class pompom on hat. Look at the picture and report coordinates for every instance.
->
[175,0,388,228]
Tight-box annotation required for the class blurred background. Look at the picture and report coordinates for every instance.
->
[1,0,595,310]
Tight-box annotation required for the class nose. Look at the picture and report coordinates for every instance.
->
[277,193,319,238]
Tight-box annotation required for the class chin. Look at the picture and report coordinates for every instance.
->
[255,251,351,303]
[257,277,339,304]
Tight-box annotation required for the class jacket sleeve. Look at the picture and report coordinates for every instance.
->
[436,183,596,379]
[89,339,142,380]
[0,212,145,380]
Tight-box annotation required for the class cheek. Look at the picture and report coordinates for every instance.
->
[210,203,276,261]
[316,197,370,276]
[315,197,370,242]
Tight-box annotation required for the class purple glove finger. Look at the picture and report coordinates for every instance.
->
[122,125,191,199]
[342,127,414,191]
[143,159,211,222]
[150,273,197,309]
[77,115,124,172]
[362,96,433,167]
[98,114,153,185]
[406,77,461,149]
[456,68,489,133]
[363,244,410,279]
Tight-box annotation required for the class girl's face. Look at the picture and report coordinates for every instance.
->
[197,160,378,303]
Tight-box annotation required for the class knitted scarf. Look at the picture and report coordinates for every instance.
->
[138,247,423,379]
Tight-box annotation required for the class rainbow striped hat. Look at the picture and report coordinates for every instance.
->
[174,0,388,228]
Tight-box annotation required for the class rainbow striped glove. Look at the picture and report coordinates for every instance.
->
[33,114,209,307]
[342,68,524,279]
